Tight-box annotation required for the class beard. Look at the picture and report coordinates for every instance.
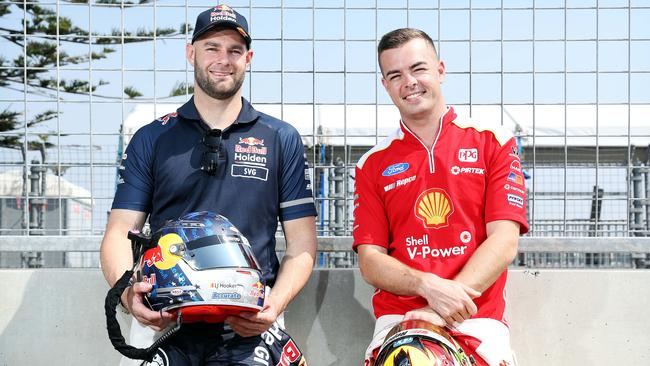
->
[194,65,245,100]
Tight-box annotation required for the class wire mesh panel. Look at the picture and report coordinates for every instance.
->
[0,1,649,268]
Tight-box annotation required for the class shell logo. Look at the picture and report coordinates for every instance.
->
[414,188,454,229]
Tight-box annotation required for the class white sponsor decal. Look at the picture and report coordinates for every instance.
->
[460,230,472,244]
[510,160,522,172]
[231,164,269,181]
[234,152,267,166]
[254,322,284,365]
[384,175,416,192]
[507,193,524,208]
[504,183,526,195]
[145,349,169,366]
[405,234,468,259]
[458,148,478,162]
[450,166,485,175]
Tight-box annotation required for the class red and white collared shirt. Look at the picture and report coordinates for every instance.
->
[353,106,529,321]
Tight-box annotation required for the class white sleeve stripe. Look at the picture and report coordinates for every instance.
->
[280,197,314,208]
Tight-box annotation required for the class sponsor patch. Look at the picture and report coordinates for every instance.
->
[279,339,302,365]
[460,230,472,244]
[211,292,242,300]
[382,162,410,177]
[458,148,478,162]
[504,183,526,195]
[414,188,454,229]
[383,175,416,192]
[145,349,169,366]
[510,160,522,172]
[170,288,183,296]
[507,193,524,208]
[231,164,269,181]
[156,112,177,126]
[407,244,468,260]
[451,166,485,175]
[507,172,524,185]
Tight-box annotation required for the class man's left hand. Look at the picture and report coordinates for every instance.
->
[225,298,281,337]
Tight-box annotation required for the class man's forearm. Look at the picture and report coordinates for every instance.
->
[268,250,314,312]
[100,229,134,286]
[269,216,317,312]
[99,209,147,286]
[454,220,520,292]
[358,245,428,297]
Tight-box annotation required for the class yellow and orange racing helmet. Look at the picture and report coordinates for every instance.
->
[374,320,473,366]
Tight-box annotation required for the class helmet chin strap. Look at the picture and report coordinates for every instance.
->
[104,230,183,361]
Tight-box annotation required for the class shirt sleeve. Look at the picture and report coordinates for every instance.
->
[111,126,154,213]
[352,165,389,252]
[484,136,529,234]
[278,125,317,222]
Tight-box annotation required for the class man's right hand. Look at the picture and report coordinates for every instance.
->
[121,281,174,332]
[417,274,481,326]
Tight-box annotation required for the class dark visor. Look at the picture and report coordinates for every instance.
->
[183,235,260,270]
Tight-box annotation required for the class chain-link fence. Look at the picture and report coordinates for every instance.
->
[1,0,649,268]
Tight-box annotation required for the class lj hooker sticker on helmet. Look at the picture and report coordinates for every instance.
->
[414,188,454,229]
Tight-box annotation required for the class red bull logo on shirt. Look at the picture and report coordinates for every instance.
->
[141,233,183,270]
[414,188,454,229]
[239,137,264,146]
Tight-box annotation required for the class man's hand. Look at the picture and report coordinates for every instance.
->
[403,306,446,327]
[122,281,174,332]
[225,297,282,337]
[417,274,481,325]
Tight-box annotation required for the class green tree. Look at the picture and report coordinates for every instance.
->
[0,0,191,152]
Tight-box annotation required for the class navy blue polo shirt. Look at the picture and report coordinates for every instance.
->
[112,97,317,285]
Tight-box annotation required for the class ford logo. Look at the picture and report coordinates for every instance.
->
[382,163,409,177]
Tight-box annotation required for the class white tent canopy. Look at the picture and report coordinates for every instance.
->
[0,170,92,206]
[122,103,650,148]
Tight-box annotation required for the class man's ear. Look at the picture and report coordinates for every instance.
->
[437,60,446,84]
[245,49,254,69]
[186,43,195,67]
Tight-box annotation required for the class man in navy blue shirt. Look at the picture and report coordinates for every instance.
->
[100,4,317,365]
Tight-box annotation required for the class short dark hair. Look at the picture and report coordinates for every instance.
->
[377,28,438,68]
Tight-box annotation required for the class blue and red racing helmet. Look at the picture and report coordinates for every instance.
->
[374,320,473,366]
[136,211,265,323]
[105,211,266,361]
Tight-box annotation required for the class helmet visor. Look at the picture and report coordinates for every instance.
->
[182,235,261,270]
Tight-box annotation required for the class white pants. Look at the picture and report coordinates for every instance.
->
[364,315,517,366]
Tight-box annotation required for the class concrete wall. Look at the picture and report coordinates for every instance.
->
[0,269,648,365]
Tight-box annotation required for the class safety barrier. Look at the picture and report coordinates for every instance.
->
[0,268,648,365]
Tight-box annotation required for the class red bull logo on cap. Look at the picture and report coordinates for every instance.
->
[211,4,236,22]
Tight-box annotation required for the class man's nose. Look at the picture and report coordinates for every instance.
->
[403,73,417,87]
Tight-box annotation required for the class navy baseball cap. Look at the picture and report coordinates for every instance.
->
[192,4,251,48]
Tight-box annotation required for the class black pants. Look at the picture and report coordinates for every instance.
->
[141,322,306,366]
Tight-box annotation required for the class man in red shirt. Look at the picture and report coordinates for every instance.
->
[353,28,529,365]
